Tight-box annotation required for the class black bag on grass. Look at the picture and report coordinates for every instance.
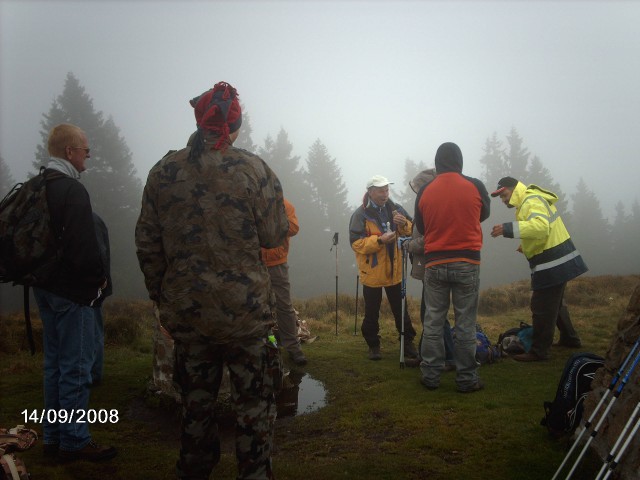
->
[498,322,532,355]
[540,352,605,438]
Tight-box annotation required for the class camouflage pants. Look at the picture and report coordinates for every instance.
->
[173,337,279,480]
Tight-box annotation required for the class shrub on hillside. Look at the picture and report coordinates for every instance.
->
[479,280,530,315]
[103,299,154,348]
[0,299,155,354]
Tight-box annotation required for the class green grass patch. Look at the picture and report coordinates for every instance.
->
[1,275,637,479]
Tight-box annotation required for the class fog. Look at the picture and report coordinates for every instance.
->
[2,0,639,212]
[1,1,639,309]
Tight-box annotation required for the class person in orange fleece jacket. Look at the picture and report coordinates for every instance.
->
[262,198,307,366]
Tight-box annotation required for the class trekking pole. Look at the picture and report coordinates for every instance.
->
[331,232,339,336]
[601,405,640,480]
[398,236,409,369]
[564,348,640,480]
[595,400,640,480]
[551,337,640,480]
[354,275,359,335]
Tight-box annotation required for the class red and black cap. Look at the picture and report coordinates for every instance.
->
[490,176,519,197]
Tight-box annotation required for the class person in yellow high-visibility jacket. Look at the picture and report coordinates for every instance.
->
[491,176,587,362]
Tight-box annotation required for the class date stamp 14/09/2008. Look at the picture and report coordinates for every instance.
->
[21,409,119,424]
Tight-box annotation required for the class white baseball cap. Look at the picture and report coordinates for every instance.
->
[366,175,393,189]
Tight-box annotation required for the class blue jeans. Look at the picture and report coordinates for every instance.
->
[420,262,480,390]
[34,288,96,451]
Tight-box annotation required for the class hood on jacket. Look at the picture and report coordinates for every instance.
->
[410,168,437,193]
[509,182,559,208]
[434,142,463,173]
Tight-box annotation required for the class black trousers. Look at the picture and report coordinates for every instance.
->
[530,282,580,358]
[361,283,416,348]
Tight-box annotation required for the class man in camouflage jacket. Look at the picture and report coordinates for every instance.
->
[135,82,288,480]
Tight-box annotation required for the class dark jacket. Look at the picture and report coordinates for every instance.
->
[43,168,106,305]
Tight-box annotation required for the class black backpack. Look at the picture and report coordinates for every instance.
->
[0,167,65,354]
[498,321,532,355]
[541,352,605,438]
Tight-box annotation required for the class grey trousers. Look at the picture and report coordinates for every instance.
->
[268,263,302,355]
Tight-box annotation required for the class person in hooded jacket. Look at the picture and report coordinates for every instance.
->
[414,143,490,393]
[349,175,417,362]
[407,168,455,371]
[490,176,586,362]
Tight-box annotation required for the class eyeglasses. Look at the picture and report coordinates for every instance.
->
[70,146,91,154]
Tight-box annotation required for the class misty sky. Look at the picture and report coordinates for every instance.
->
[1,0,639,217]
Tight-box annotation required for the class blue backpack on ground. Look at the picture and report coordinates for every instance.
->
[452,324,501,364]
[540,352,605,438]
[474,324,501,364]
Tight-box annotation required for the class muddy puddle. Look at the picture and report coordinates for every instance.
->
[276,370,327,418]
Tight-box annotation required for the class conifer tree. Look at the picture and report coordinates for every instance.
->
[610,199,640,274]
[258,128,310,215]
[526,155,568,215]
[568,178,611,274]
[34,72,145,298]
[234,104,257,152]
[302,139,354,298]
[479,132,504,192]
[305,139,350,233]
[503,127,530,181]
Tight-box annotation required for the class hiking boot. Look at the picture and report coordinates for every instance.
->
[58,440,117,462]
[420,377,438,391]
[288,350,308,366]
[512,352,546,362]
[457,380,485,393]
[404,342,419,359]
[368,346,382,360]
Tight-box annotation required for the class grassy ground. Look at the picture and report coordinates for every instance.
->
[1,274,638,479]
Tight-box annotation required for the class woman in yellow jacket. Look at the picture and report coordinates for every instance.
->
[349,175,417,361]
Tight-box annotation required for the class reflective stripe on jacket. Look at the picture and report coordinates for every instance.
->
[502,182,588,290]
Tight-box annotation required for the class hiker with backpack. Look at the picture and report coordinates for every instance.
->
[348,175,418,362]
[31,124,116,461]
[490,176,587,362]
[414,143,490,393]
